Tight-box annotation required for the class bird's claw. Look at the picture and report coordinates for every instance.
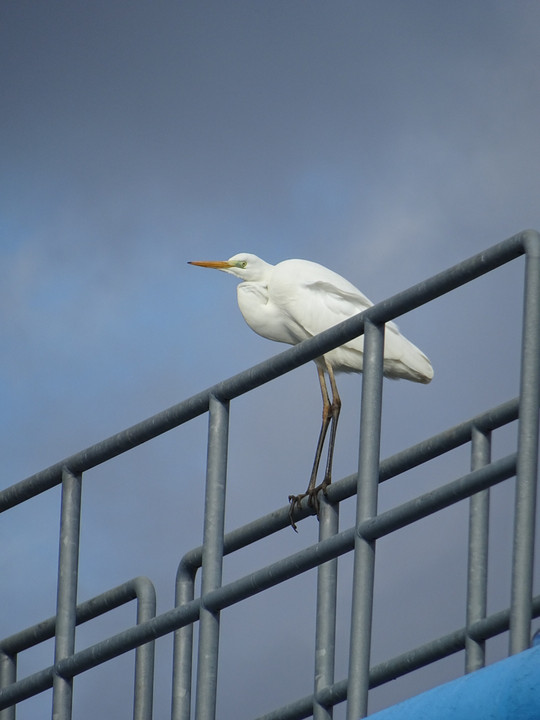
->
[287,495,302,532]
[288,492,316,532]
[288,478,331,532]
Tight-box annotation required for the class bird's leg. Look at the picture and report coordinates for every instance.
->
[321,361,341,492]
[307,364,333,493]
[288,364,336,530]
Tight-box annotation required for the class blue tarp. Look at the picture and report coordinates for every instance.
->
[367,645,540,720]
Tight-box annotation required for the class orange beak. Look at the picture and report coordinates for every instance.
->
[188,260,232,270]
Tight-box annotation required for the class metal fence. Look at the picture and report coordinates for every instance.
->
[1,229,539,720]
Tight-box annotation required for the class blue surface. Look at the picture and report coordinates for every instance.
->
[367,645,540,720]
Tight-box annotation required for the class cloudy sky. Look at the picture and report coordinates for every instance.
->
[1,1,540,718]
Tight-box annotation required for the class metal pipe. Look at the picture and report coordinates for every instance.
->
[313,496,339,720]
[195,395,230,720]
[510,234,540,653]
[133,577,157,720]
[172,561,197,720]
[346,320,385,720]
[52,468,82,720]
[0,653,15,720]
[465,426,491,672]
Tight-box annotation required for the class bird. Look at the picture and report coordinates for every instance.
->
[189,253,433,530]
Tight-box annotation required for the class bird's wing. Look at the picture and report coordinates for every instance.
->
[299,280,402,335]
[307,280,372,314]
[278,279,375,342]
[302,280,431,380]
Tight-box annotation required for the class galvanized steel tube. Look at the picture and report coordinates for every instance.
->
[313,496,339,720]
[133,577,156,720]
[0,654,15,720]
[52,468,82,720]
[510,233,540,652]
[465,426,491,672]
[195,395,229,720]
[346,320,385,720]
[172,561,197,720]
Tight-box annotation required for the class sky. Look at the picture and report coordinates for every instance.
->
[1,1,540,718]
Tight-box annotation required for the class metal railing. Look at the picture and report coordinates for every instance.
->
[1,229,539,719]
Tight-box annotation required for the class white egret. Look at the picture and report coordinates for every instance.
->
[189,253,433,530]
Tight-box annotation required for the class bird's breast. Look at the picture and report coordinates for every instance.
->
[237,282,302,345]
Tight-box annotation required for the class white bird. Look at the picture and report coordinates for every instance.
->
[189,253,433,529]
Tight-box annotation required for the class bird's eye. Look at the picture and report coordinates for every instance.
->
[237,260,247,269]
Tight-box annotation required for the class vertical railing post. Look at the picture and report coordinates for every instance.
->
[346,319,385,720]
[0,652,16,720]
[172,564,196,720]
[510,237,540,653]
[52,468,82,720]
[313,496,339,720]
[465,426,491,672]
[133,578,156,720]
[195,394,229,720]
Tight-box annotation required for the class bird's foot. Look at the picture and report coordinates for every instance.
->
[288,478,331,532]
[287,493,307,532]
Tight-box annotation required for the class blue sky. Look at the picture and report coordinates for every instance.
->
[1,2,540,718]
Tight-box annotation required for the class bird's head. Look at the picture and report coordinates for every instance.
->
[188,253,271,282]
